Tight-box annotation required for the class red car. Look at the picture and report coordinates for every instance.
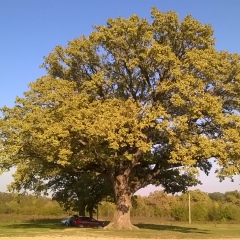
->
[73,216,104,228]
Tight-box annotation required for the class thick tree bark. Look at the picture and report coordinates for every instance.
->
[104,173,138,230]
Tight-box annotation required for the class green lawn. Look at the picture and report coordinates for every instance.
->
[0,216,240,239]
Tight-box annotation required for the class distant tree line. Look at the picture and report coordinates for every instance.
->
[99,190,240,222]
[1,190,240,222]
[0,192,65,216]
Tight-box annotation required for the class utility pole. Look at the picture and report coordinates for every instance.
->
[189,191,191,224]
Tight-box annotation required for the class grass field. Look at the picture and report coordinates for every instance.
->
[0,215,240,239]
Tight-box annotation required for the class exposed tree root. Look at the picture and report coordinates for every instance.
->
[104,212,139,230]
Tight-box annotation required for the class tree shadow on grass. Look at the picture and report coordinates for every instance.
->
[2,218,110,231]
[2,218,65,230]
[136,223,209,235]
[3,218,209,236]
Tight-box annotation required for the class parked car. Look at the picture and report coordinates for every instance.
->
[61,214,79,227]
[61,216,104,228]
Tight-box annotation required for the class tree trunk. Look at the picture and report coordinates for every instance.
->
[104,174,138,230]
[78,202,86,216]
[89,207,94,218]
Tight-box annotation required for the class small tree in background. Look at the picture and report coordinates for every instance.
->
[131,195,151,217]
[172,190,211,221]
[49,172,113,217]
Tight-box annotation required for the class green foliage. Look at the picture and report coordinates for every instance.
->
[191,202,209,221]
[50,172,113,217]
[104,190,240,222]
[208,202,240,222]
[171,190,211,221]
[224,191,240,205]
[208,192,225,202]
[98,201,115,218]
[131,195,152,217]
[171,202,188,221]
[184,190,211,203]
[144,191,175,217]
[0,192,65,216]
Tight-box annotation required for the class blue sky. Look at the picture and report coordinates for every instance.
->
[0,0,240,194]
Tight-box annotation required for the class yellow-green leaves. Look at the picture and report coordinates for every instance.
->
[86,99,153,153]
[1,7,240,196]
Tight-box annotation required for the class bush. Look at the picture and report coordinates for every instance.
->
[208,202,240,222]
[98,201,115,218]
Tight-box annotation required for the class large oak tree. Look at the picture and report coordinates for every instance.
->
[1,8,240,229]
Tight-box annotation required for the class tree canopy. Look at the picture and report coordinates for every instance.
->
[1,7,240,229]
